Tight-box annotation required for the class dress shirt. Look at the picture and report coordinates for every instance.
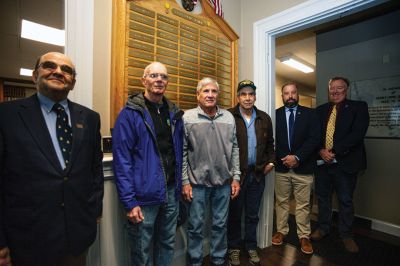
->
[240,107,257,166]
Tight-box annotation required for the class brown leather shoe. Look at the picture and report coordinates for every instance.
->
[271,232,286,245]
[310,229,326,241]
[300,238,314,254]
[343,238,359,253]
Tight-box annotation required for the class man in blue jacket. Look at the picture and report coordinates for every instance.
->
[113,62,184,266]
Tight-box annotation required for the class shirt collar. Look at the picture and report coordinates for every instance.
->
[285,105,298,113]
[37,92,69,113]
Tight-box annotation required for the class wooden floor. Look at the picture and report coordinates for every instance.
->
[203,244,336,266]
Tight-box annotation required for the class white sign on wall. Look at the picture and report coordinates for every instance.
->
[351,75,400,139]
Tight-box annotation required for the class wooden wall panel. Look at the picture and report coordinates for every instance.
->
[111,0,238,124]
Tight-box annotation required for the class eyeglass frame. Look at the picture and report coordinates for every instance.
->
[36,61,76,77]
[144,73,169,81]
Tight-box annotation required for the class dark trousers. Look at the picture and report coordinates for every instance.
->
[315,164,358,239]
[227,171,265,250]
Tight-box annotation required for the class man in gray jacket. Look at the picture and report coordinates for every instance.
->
[182,77,241,266]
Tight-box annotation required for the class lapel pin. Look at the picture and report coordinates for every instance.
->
[76,123,84,128]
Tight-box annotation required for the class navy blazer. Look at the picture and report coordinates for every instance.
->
[0,94,104,265]
[275,105,320,174]
[316,99,369,174]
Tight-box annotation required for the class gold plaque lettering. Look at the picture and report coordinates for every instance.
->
[128,59,150,69]
[200,59,215,69]
[200,66,216,76]
[130,4,155,18]
[180,53,198,64]
[200,30,216,41]
[129,49,154,61]
[181,37,198,49]
[129,21,155,35]
[200,36,217,47]
[157,14,178,27]
[157,30,177,43]
[200,51,215,61]
[179,62,198,72]
[165,92,178,100]
[180,78,198,87]
[172,8,204,26]
[155,56,178,67]
[217,63,231,73]
[179,69,198,79]
[181,30,198,41]
[200,43,216,55]
[218,37,230,47]
[179,94,197,102]
[217,70,230,79]
[129,31,154,44]
[217,49,231,60]
[157,21,178,35]
[157,47,178,58]
[157,39,178,50]
[127,67,144,77]
[130,13,155,27]
[180,86,197,94]
[180,46,198,57]
[217,56,231,66]
[128,78,142,87]
[180,23,198,34]
[128,40,154,53]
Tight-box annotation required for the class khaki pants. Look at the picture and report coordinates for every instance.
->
[275,171,314,239]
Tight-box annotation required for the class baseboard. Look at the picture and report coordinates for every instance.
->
[370,219,400,238]
[312,209,400,237]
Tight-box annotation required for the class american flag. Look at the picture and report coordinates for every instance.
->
[209,0,223,17]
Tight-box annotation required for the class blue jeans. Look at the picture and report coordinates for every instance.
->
[315,164,357,238]
[227,171,265,250]
[126,185,178,266]
[187,184,231,266]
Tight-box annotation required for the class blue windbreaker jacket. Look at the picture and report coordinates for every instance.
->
[112,93,184,211]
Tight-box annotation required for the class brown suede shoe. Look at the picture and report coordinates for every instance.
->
[271,232,286,245]
[300,238,314,254]
[310,229,326,241]
[343,238,359,253]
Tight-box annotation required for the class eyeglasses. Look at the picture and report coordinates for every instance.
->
[38,61,76,77]
[145,73,169,80]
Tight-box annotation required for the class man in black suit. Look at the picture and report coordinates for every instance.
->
[272,82,320,254]
[310,77,369,253]
[0,52,104,266]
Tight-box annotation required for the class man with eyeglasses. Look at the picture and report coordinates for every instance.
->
[182,77,240,266]
[311,77,369,253]
[113,62,184,266]
[0,52,104,266]
[227,80,275,266]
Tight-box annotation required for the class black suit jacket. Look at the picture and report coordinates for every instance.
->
[316,99,369,174]
[275,105,320,174]
[0,94,104,265]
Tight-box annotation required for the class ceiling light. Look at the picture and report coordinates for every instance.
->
[279,55,314,73]
[20,68,33,77]
[21,19,65,46]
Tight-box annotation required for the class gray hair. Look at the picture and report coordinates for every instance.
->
[196,77,219,92]
[143,62,167,77]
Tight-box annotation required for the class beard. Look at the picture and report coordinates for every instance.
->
[284,99,298,108]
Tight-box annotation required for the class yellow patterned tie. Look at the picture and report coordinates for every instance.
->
[325,105,337,150]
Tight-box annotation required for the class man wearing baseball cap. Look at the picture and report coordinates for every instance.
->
[227,80,275,266]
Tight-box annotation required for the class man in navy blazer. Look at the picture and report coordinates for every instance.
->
[0,52,104,266]
[272,82,320,254]
[310,77,369,253]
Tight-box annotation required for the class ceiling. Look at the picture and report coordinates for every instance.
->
[0,0,64,84]
[1,0,399,90]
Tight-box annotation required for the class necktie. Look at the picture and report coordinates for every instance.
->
[52,103,73,166]
[325,105,337,150]
[288,108,294,149]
